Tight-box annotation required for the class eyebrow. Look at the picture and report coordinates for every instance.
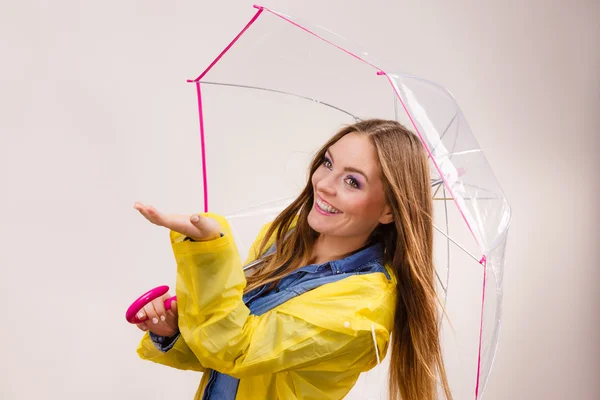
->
[326,150,369,182]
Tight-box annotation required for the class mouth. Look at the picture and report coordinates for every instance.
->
[314,195,342,215]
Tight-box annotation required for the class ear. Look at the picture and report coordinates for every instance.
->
[378,204,394,225]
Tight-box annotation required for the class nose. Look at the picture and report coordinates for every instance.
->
[315,172,337,197]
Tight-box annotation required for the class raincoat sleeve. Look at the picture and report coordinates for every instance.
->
[137,330,205,372]
[135,220,275,371]
[173,213,394,379]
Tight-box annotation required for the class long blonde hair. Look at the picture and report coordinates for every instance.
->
[245,119,452,400]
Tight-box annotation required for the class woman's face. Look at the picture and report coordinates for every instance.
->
[307,132,393,243]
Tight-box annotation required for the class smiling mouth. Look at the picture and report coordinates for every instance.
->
[315,196,342,214]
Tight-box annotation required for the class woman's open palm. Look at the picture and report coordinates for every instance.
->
[134,202,221,241]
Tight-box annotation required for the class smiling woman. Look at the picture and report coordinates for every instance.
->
[308,132,394,263]
[133,119,452,400]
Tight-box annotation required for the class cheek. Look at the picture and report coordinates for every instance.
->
[344,190,385,219]
[343,193,374,216]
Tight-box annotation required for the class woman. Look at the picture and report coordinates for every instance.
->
[132,119,452,400]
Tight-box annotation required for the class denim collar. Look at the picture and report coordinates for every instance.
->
[290,242,384,275]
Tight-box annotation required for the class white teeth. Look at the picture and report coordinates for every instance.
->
[316,198,341,214]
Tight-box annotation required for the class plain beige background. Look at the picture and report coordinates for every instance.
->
[1,0,598,399]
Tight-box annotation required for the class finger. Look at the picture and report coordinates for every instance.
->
[134,202,163,225]
[134,202,154,218]
[139,207,157,224]
[143,302,160,326]
[165,300,179,332]
[146,205,162,221]
[134,203,151,219]
[165,300,177,320]
[136,322,149,332]
[153,294,168,323]
[136,307,148,323]
[189,214,221,240]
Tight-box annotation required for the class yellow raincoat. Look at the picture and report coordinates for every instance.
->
[137,213,397,399]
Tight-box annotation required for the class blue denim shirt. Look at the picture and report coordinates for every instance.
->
[151,241,389,399]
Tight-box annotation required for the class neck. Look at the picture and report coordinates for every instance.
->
[310,233,369,265]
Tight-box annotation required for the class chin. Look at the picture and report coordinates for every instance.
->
[306,210,322,233]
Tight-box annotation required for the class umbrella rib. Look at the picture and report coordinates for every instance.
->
[435,185,451,329]
[426,112,458,160]
[225,196,296,216]
[243,258,264,271]
[199,81,360,121]
[436,184,450,295]
[433,224,482,265]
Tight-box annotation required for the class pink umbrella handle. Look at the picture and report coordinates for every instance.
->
[125,285,177,324]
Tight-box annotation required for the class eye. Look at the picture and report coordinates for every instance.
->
[322,156,333,170]
[344,176,360,189]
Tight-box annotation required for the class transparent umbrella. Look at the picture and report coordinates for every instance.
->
[184,5,511,399]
